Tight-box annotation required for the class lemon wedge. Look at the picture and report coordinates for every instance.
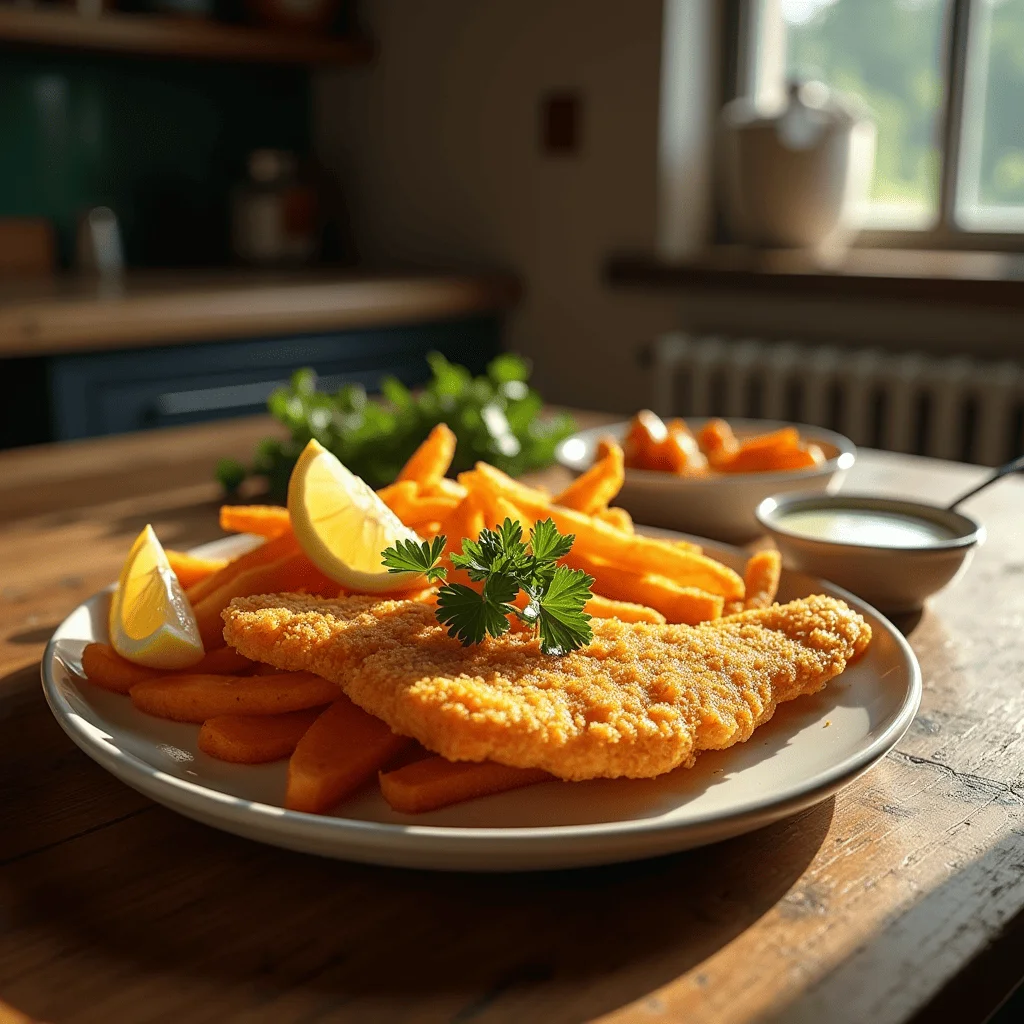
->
[288,439,424,592]
[109,525,204,669]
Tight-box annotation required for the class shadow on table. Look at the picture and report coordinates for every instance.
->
[887,608,924,636]
[29,494,226,553]
[101,496,227,550]
[755,826,1024,1024]
[7,625,60,645]
[5,795,835,1023]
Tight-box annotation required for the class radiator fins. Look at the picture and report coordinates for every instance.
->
[653,332,1024,466]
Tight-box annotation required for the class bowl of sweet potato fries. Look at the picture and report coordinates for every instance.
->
[557,413,856,542]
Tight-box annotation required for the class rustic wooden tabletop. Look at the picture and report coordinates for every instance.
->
[1,415,1022,1024]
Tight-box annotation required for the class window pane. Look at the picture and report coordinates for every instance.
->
[759,0,948,229]
[957,0,1024,230]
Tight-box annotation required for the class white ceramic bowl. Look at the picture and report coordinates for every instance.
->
[756,493,984,614]
[556,418,856,543]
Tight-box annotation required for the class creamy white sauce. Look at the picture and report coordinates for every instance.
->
[778,508,958,548]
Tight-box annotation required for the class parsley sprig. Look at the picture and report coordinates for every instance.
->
[381,518,594,655]
[380,536,449,583]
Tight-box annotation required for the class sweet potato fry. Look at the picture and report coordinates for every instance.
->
[192,552,339,649]
[729,443,824,472]
[662,419,709,475]
[426,477,468,501]
[472,465,739,597]
[584,594,666,624]
[377,479,418,513]
[736,426,801,455]
[437,492,486,556]
[193,646,259,675]
[696,418,740,468]
[165,550,228,589]
[786,444,825,469]
[80,642,258,695]
[396,423,457,489]
[198,708,323,764]
[389,492,460,527]
[131,671,341,723]
[459,463,550,506]
[218,505,292,539]
[622,410,668,469]
[286,698,412,813]
[742,549,783,610]
[717,428,802,473]
[597,506,634,533]
[81,642,158,694]
[561,548,724,624]
[554,441,624,514]
[379,756,551,814]
[185,531,301,605]
[490,496,527,531]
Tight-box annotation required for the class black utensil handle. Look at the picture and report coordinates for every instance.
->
[947,453,1024,511]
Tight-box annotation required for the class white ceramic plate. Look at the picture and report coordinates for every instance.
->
[41,533,919,872]
[556,419,856,543]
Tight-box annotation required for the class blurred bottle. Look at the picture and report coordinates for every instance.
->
[231,149,319,267]
[76,207,125,277]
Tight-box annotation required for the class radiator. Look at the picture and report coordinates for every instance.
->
[652,332,1024,466]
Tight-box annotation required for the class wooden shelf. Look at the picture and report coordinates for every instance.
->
[0,6,373,65]
[608,247,1024,309]
[0,269,522,357]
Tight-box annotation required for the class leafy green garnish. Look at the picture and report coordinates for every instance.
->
[382,518,594,656]
[436,579,515,646]
[450,518,532,583]
[215,457,247,494]
[530,564,597,657]
[381,537,448,584]
[221,352,576,498]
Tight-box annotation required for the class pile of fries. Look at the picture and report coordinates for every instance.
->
[622,410,826,476]
[79,424,782,816]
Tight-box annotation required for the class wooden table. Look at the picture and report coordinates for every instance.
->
[2,417,1023,1024]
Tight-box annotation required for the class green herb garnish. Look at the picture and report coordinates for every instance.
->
[380,536,449,584]
[382,518,594,656]
[219,352,576,498]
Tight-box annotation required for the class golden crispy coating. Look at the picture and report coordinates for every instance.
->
[222,593,871,781]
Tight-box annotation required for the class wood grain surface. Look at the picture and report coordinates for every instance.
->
[0,271,520,357]
[0,6,374,65]
[2,416,1023,1024]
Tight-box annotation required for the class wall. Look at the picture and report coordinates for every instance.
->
[313,0,680,412]
[0,51,309,267]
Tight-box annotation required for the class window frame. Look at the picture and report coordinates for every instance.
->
[731,0,1024,251]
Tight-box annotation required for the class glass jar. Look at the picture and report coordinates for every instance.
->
[231,149,319,267]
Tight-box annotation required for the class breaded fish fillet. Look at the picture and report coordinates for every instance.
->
[222,594,871,781]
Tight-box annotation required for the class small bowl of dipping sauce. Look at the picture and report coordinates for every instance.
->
[756,493,985,613]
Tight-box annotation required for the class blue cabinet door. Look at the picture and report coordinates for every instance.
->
[48,314,501,440]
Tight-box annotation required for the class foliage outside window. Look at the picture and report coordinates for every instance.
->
[744,0,1024,242]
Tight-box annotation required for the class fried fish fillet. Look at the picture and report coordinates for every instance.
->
[221,594,871,781]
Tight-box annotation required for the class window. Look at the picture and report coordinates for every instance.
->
[740,0,1024,246]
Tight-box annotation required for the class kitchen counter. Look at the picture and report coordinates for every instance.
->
[2,417,1024,1023]
[0,269,520,357]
